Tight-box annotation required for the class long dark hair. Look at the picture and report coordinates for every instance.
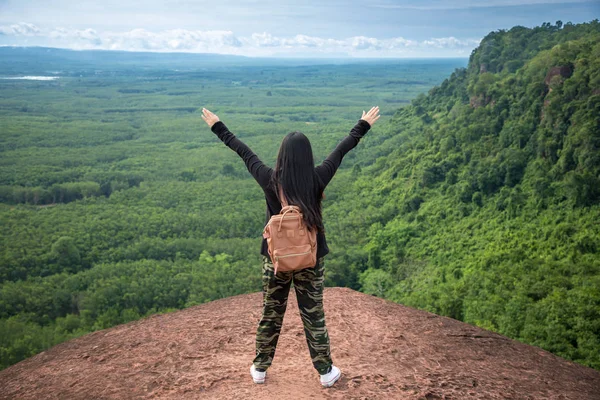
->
[270,131,324,233]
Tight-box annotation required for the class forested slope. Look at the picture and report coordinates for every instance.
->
[331,20,600,369]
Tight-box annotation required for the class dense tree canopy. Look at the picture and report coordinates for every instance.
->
[352,20,600,369]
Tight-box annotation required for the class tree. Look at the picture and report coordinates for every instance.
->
[221,164,237,177]
[50,237,81,273]
[360,268,392,298]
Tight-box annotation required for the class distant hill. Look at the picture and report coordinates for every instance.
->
[0,46,253,74]
[326,20,600,370]
[0,288,598,399]
[0,46,424,75]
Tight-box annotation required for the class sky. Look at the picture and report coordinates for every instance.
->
[0,0,598,58]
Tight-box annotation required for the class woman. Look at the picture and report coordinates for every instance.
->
[201,106,380,387]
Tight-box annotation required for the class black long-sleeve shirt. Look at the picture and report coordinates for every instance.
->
[211,119,371,260]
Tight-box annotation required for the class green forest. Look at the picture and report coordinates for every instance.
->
[1,20,599,372]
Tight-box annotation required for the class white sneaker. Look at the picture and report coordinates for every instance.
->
[320,365,341,388]
[250,364,266,384]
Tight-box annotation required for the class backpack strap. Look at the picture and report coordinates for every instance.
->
[278,186,289,207]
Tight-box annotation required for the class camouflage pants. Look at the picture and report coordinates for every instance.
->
[253,256,332,375]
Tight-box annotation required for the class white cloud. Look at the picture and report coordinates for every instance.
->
[50,28,102,46]
[248,32,282,47]
[422,37,481,48]
[105,28,242,52]
[0,22,481,57]
[351,36,382,50]
[246,33,345,49]
[388,37,419,48]
[38,26,244,52]
[0,22,41,36]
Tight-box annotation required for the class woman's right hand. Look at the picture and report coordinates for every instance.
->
[360,106,380,127]
[201,108,220,128]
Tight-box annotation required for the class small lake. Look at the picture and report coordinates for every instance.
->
[0,76,59,80]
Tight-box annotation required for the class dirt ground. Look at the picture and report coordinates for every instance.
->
[1,287,599,399]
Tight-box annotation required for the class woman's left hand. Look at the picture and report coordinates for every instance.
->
[201,108,220,128]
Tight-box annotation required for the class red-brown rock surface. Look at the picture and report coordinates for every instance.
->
[544,65,573,86]
[1,288,599,399]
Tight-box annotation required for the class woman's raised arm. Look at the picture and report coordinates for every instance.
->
[202,108,272,188]
[315,106,380,188]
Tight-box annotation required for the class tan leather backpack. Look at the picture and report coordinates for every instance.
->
[262,193,317,275]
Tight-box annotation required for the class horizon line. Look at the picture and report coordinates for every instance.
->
[0,45,471,60]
